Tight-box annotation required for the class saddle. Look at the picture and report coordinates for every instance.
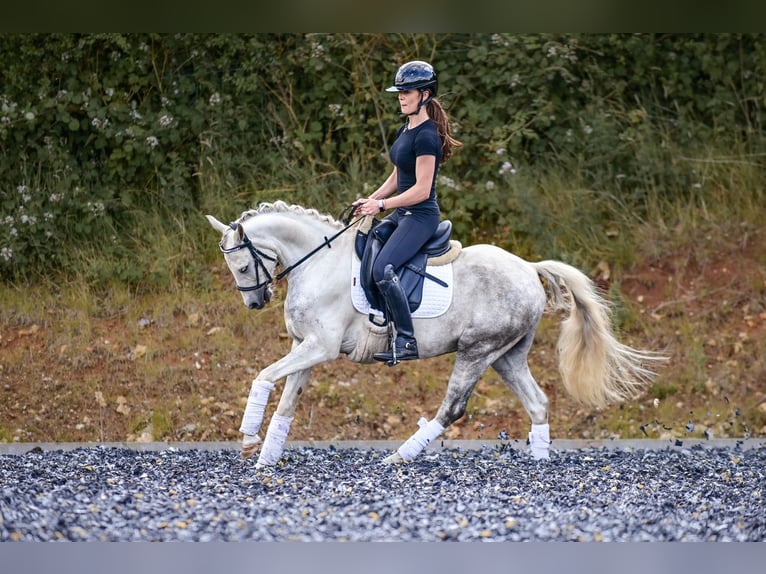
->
[355,217,454,321]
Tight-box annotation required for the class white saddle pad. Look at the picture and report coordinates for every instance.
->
[350,256,453,319]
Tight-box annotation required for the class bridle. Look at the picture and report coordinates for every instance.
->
[220,207,363,293]
[219,223,279,292]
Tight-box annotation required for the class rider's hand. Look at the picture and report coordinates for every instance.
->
[353,198,381,216]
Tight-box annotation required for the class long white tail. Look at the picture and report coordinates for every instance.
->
[533,260,665,409]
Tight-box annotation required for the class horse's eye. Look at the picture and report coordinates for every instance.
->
[239,265,248,274]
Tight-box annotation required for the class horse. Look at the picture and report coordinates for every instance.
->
[206,201,663,468]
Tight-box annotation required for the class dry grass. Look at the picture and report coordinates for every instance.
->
[2,149,765,444]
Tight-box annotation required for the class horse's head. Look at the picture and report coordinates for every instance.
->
[206,214,276,310]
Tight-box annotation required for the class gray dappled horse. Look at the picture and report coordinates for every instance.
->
[207,201,662,468]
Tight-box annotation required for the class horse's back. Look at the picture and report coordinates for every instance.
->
[445,243,546,320]
[456,244,543,293]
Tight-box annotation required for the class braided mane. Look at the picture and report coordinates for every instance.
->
[236,201,343,229]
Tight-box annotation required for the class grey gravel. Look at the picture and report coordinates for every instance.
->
[1,444,764,542]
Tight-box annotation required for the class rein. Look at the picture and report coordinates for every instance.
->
[221,205,363,292]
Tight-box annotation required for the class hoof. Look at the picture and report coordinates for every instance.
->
[382,451,406,465]
[530,449,550,461]
[241,434,262,460]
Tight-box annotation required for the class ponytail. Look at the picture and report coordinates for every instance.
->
[427,98,462,163]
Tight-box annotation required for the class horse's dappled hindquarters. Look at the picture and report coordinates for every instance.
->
[207,202,665,468]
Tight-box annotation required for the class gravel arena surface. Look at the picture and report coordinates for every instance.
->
[1,440,764,543]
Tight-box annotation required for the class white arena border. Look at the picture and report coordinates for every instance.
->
[0,438,763,455]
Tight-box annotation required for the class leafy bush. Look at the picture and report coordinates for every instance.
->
[1,33,764,284]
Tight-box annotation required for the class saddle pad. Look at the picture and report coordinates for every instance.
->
[350,257,453,319]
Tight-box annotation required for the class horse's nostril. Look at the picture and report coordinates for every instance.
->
[248,301,261,310]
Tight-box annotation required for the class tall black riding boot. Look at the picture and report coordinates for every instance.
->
[373,264,419,365]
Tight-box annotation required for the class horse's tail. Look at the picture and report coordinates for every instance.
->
[532,260,665,409]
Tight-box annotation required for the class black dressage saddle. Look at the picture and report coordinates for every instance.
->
[355,218,452,323]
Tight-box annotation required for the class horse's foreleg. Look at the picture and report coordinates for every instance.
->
[255,367,311,468]
[240,379,276,459]
[383,417,445,464]
[240,337,335,463]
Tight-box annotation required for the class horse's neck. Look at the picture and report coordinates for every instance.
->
[247,213,347,266]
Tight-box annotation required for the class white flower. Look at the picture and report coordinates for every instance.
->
[159,114,173,127]
[105,87,114,98]
[437,174,459,190]
[16,185,32,203]
[1,247,12,261]
[499,161,516,175]
[209,92,221,106]
[496,148,506,155]
[328,103,343,117]
[491,34,511,48]
[310,41,325,59]
[24,111,35,121]
[485,181,496,191]
[87,201,105,217]
[146,135,159,149]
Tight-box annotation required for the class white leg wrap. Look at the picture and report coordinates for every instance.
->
[529,423,550,460]
[397,417,445,462]
[239,379,274,436]
[256,413,293,466]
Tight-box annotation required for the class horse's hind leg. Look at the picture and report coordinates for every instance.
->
[383,351,492,465]
[491,331,551,459]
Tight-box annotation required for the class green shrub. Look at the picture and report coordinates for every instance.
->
[1,34,764,285]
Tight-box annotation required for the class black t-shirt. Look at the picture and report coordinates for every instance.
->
[389,119,441,214]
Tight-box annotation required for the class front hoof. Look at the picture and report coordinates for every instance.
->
[382,451,406,465]
[241,434,262,460]
[530,449,550,461]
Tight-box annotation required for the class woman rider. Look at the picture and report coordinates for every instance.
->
[354,60,461,364]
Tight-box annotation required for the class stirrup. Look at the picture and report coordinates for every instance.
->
[374,338,419,366]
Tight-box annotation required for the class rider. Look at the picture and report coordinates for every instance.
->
[354,60,461,364]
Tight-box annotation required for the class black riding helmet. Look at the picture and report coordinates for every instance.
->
[386,61,438,116]
[385,60,438,95]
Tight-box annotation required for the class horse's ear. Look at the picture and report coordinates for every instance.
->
[236,223,245,240]
[206,215,229,234]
